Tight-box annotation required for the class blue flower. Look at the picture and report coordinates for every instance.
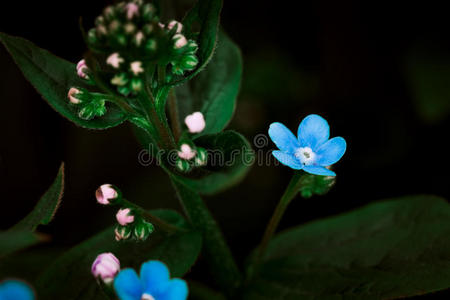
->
[269,114,346,176]
[0,280,34,300]
[114,260,188,300]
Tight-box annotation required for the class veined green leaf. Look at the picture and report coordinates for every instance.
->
[0,231,46,258]
[12,163,65,232]
[244,195,450,300]
[0,32,126,129]
[36,210,202,300]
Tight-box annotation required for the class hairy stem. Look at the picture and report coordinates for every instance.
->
[168,89,182,142]
[252,172,304,270]
[171,179,242,295]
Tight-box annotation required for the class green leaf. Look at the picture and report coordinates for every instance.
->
[170,130,254,195]
[35,210,202,300]
[176,31,242,135]
[172,0,222,85]
[298,173,335,199]
[0,231,46,258]
[0,32,127,129]
[244,195,450,300]
[12,163,65,232]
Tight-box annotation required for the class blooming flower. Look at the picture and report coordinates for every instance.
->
[114,260,188,300]
[0,280,34,300]
[92,253,121,284]
[184,112,205,133]
[96,184,118,205]
[130,61,144,75]
[268,114,346,176]
[116,208,135,226]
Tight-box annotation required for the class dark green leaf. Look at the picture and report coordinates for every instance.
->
[173,0,222,85]
[12,163,65,231]
[0,32,127,129]
[0,231,46,258]
[244,195,450,300]
[170,130,254,195]
[176,31,242,135]
[36,210,202,300]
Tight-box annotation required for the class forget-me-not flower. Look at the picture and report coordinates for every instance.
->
[0,280,34,300]
[114,260,188,300]
[269,114,346,176]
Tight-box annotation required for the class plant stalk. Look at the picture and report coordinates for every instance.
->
[171,179,242,295]
[253,172,304,267]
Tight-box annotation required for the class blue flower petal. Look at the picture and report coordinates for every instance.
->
[0,280,34,300]
[272,151,303,170]
[297,114,330,150]
[158,279,188,300]
[268,122,300,154]
[114,269,143,300]
[315,137,346,166]
[140,261,170,296]
[303,166,336,176]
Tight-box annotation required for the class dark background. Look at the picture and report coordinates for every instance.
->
[1,0,449,298]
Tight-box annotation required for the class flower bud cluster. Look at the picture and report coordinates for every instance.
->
[95,184,155,242]
[176,144,208,172]
[83,0,199,97]
[67,87,107,120]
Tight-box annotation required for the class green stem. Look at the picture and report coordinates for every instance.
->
[121,199,183,234]
[168,89,182,142]
[253,172,304,268]
[171,179,242,295]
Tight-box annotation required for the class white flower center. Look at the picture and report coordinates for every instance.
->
[295,147,316,166]
[141,293,155,300]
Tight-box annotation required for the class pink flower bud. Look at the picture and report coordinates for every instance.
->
[184,112,206,133]
[173,34,187,49]
[130,61,144,75]
[68,87,81,104]
[91,252,120,284]
[116,208,135,226]
[178,144,196,160]
[76,59,89,79]
[95,184,118,205]
[106,53,124,69]
[167,20,183,33]
[126,2,140,20]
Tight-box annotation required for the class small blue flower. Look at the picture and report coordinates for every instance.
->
[269,114,346,176]
[114,260,188,300]
[0,280,35,300]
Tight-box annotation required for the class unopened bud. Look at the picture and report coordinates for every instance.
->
[134,221,154,241]
[115,225,132,241]
[178,144,196,160]
[184,112,205,133]
[107,53,124,69]
[116,208,135,226]
[176,158,191,173]
[68,87,82,104]
[95,184,118,205]
[167,20,183,33]
[76,59,89,79]
[173,34,187,49]
[91,252,120,284]
[195,147,208,166]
